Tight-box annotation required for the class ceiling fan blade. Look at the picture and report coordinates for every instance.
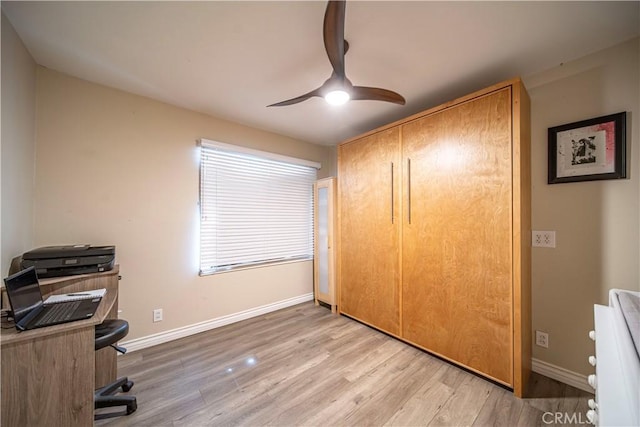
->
[351,86,406,105]
[267,88,323,107]
[269,1,406,109]
[323,0,346,79]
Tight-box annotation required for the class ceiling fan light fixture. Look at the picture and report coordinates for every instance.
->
[324,89,350,106]
[268,1,405,108]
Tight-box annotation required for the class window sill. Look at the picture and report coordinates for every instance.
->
[199,257,313,276]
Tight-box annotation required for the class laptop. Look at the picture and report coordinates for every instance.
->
[4,266,102,331]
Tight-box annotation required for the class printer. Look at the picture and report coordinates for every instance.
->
[21,245,116,278]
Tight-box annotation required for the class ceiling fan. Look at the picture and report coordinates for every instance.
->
[268,0,406,107]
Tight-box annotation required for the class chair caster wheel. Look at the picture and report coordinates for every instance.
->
[122,380,134,392]
[126,400,137,415]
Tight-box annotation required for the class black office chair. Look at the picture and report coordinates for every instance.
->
[94,319,137,417]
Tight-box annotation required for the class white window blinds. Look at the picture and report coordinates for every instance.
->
[199,139,319,275]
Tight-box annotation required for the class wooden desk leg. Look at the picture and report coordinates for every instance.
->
[1,328,94,426]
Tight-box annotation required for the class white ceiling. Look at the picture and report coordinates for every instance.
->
[3,1,639,146]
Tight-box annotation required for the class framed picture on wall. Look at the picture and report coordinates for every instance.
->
[548,111,626,184]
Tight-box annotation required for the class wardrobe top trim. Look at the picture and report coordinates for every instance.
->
[339,77,523,147]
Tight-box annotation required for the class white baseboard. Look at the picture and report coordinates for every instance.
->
[532,358,592,393]
[120,293,314,353]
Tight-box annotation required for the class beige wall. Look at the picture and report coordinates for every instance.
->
[34,68,335,340]
[1,12,37,277]
[524,37,639,375]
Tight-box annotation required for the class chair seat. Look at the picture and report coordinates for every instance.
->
[95,319,129,351]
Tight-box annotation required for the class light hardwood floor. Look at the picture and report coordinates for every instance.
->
[97,302,592,426]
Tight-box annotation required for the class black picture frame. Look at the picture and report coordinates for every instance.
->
[548,112,626,184]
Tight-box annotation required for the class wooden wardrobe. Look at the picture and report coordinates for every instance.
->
[337,78,531,397]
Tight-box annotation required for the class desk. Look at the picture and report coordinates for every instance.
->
[1,267,120,426]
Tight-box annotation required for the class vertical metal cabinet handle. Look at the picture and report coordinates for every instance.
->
[390,162,394,224]
[407,158,411,224]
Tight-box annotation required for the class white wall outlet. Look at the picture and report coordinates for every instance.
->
[153,308,163,322]
[532,230,556,248]
[535,330,549,348]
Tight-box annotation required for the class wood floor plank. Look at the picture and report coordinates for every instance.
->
[308,347,425,426]
[384,364,456,427]
[471,385,525,426]
[427,374,493,426]
[341,338,408,382]
[268,337,406,426]
[219,332,396,425]
[516,404,546,427]
[341,352,441,426]
[95,302,592,427]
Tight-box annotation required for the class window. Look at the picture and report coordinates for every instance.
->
[198,139,319,275]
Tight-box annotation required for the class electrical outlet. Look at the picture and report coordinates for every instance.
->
[532,230,556,248]
[536,330,549,348]
[153,308,163,322]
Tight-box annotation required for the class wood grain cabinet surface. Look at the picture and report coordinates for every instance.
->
[338,128,401,336]
[337,79,531,397]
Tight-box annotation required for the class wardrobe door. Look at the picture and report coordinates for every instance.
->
[338,128,401,335]
[401,88,514,385]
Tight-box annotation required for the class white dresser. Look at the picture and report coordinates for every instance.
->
[589,289,640,426]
